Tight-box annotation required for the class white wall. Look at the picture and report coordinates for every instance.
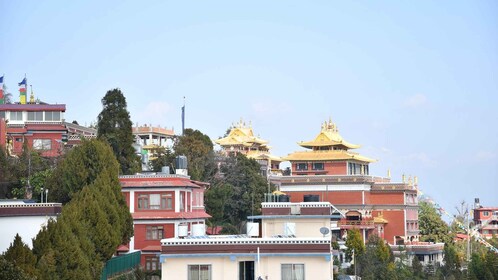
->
[0,215,56,253]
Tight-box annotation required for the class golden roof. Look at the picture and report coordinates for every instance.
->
[215,118,269,147]
[246,150,283,163]
[284,150,376,163]
[298,118,360,150]
[374,214,388,224]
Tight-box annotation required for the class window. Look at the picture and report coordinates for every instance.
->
[312,162,324,170]
[145,256,160,271]
[281,264,305,280]
[484,211,490,216]
[45,111,61,121]
[149,194,161,209]
[32,139,52,150]
[296,163,308,171]
[146,226,163,240]
[138,195,149,209]
[0,111,5,119]
[188,265,211,280]
[180,192,185,211]
[9,111,23,121]
[27,111,43,121]
[161,194,173,209]
[239,261,254,280]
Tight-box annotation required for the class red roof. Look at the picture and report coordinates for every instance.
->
[116,244,129,252]
[120,176,204,188]
[132,211,211,220]
[141,245,161,252]
[0,103,66,112]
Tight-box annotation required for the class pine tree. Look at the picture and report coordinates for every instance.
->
[3,234,37,277]
[97,88,140,175]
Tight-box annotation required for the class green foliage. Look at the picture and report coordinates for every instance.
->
[173,128,217,181]
[0,256,36,280]
[440,243,462,279]
[419,201,453,244]
[3,234,37,277]
[357,234,393,280]
[97,88,141,175]
[149,146,175,172]
[47,139,120,204]
[411,255,425,279]
[31,139,133,279]
[206,153,269,231]
[345,228,365,262]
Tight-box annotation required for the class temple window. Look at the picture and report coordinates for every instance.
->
[9,111,23,121]
[45,111,61,121]
[296,163,308,171]
[27,111,43,121]
[312,162,324,170]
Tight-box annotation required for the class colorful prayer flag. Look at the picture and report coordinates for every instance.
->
[18,78,26,86]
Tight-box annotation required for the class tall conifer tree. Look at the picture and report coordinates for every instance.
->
[97,88,140,175]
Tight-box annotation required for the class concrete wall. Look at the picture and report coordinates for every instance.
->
[262,218,331,238]
[0,215,56,253]
[161,255,332,280]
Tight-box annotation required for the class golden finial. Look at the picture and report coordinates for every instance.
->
[387,169,391,178]
[29,85,35,103]
[402,174,406,183]
[408,175,413,186]
[414,176,418,185]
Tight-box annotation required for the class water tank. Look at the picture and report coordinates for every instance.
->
[278,195,290,202]
[192,224,205,237]
[284,222,296,236]
[303,194,319,202]
[175,155,188,170]
[178,224,188,237]
[246,222,260,237]
[161,166,170,174]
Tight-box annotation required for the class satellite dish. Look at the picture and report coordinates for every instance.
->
[319,227,330,236]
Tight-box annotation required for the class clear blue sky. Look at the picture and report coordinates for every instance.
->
[1,1,497,214]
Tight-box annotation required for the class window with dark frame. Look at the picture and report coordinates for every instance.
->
[296,163,308,171]
[145,256,160,271]
[312,162,324,170]
[146,225,163,240]
[138,195,149,209]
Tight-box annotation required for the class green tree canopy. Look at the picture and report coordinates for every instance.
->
[2,234,37,278]
[345,228,365,262]
[97,88,140,175]
[206,153,269,231]
[418,201,453,244]
[173,128,217,181]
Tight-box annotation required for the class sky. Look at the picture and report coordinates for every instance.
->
[1,1,497,216]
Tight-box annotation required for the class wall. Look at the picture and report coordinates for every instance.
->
[262,218,330,238]
[0,215,57,253]
[161,255,332,280]
[365,192,405,205]
[134,223,175,250]
[288,191,363,205]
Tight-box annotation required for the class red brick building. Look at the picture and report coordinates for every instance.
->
[118,172,210,271]
[271,119,420,245]
[473,199,498,239]
[0,102,67,157]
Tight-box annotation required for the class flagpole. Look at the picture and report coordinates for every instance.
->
[182,96,185,136]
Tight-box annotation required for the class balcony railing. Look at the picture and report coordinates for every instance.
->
[338,220,374,228]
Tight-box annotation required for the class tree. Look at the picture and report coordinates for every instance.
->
[97,88,140,175]
[0,256,35,280]
[173,128,217,181]
[48,139,121,204]
[440,243,462,279]
[206,154,268,231]
[149,146,175,172]
[32,139,133,279]
[358,234,395,280]
[419,201,453,244]
[3,234,37,277]
[345,228,365,262]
